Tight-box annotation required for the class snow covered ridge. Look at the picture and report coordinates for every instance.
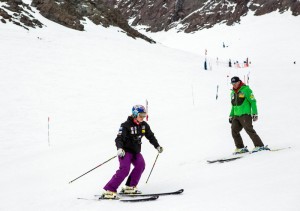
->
[0,0,300,38]
[102,0,300,33]
[0,0,43,30]
[1,0,299,38]
[0,0,155,43]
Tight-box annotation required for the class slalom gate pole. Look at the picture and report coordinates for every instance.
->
[48,117,50,147]
[191,84,195,105]
[216,85,219,100]
[69,155,117,184]
[146,99,149,121]
[146,153,159,184]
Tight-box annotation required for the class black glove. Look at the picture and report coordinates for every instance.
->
[252,115,258,122]
[229,117,233,124]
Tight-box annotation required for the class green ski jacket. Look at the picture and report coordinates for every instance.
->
[230,85,258,117]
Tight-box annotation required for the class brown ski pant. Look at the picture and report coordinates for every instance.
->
[231,114,264,148]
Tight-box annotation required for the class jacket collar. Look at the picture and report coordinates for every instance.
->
[233,82,245,93]
[128,116,140,125]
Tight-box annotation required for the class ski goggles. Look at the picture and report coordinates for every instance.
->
[138,113,147,118]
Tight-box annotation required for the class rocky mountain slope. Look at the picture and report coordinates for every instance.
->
[0,0,155,43]
[1,0,299,39]
[0,0,43,29]
[102,0,300,32]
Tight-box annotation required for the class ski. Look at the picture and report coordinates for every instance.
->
[78,195,159,202]
[270,147,291,152]
[119,195,158,202]
[207,147,291,164]
[207,156,243,163]
[119,188,184,197]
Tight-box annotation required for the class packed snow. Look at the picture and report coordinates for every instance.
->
[1,6,300,211]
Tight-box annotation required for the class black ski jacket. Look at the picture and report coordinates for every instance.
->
[115,116,160,154]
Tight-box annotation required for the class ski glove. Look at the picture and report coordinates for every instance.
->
[229,117,233,124]
[252,115,258,122]
[117,148,125,157]
[157,146,163,153]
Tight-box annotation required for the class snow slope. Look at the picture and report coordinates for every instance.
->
[1,6,300,211]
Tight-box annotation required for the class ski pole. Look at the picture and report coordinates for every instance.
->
[69,155,117,184]
[146,153,159,184]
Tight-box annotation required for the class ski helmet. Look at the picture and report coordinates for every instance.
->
[132,105,146,118]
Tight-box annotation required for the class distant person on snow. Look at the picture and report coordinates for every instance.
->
[229,76,270,154]
[204,59,207,70]
[101,105,163,199]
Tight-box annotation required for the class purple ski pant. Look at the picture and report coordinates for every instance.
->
[104,152,145,192]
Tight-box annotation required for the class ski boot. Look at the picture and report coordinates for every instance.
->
[101,190,118,199]
[233,146,249,155]
[252,145,270,153]
[120,186,142,194]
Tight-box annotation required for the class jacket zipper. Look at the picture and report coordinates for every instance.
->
[234,92,238,106]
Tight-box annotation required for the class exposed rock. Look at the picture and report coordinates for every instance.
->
[0,0,43,29]
[251,0,300,16]
[31,0,84,31]
[1,0,299,40]
[30,0,155,43]
[102,0,300,33]
[0,0,154,43]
